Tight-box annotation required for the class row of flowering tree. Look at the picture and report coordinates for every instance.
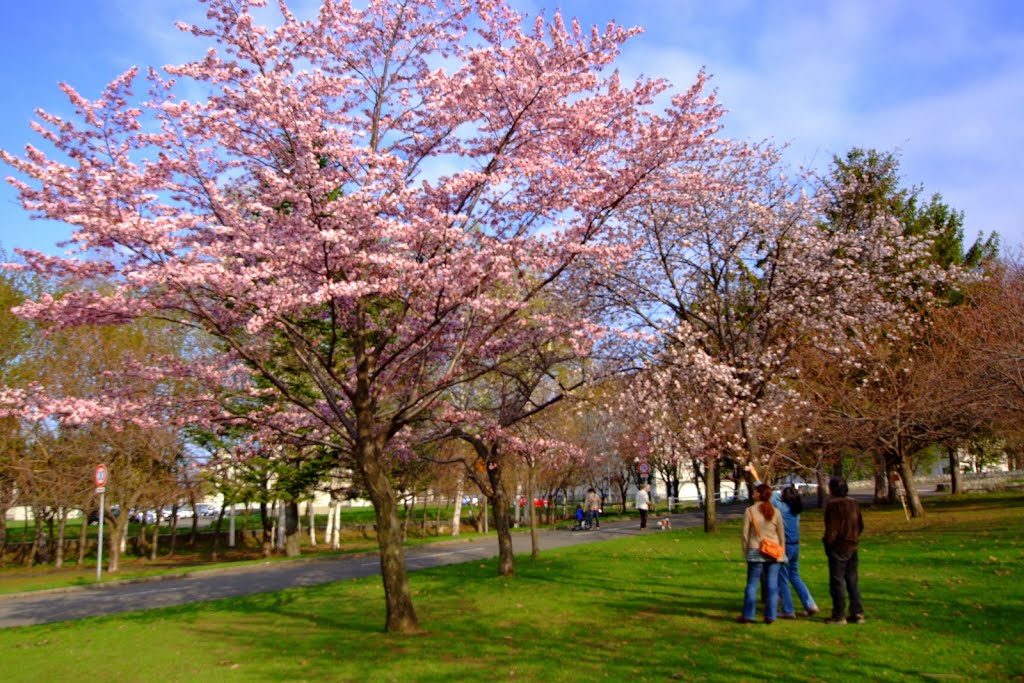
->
[593,141,995,527]
[0,0,725,632]
[0,264,200,568]
[3,0,1007,633]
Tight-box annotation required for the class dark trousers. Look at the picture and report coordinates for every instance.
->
[827,546,863,618]
[639,508,648,528]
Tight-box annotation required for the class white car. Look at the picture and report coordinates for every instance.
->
[193,503,218,517]
[161,505,194,519]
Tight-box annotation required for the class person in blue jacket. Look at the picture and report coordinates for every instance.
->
[746,464,819,618]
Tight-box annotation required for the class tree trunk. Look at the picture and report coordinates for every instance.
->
[27,505,45,566]
[897,457,926,518]
[259,499,272,558]
[76,513,88,565]
[106,515,128,573]
[307,501,317,546]
[276,500,286,550]
[872,459,889,504]
[332,502,341,548]
[150,515,160,561]
[284,500,301,557]
[885,457,899,504]
[167,506,180,555]
[54,508,68,569]
[947,444,962,494]
[452,473,464,536]
[188,501,200,547]
[326,498,338,548]
[487,459,516,575]
[356,437,418,634]
[0,508,6,563]
[703,453,717,533]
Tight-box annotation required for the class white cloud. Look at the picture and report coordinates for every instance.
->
[586,0,1024,245]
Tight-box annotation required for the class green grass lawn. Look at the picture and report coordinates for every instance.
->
[1,493,1021,682]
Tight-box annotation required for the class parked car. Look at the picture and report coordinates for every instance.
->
[161,505,194,520]
[193,503,218,517]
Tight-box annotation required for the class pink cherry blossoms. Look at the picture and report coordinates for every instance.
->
[1,0,724,632]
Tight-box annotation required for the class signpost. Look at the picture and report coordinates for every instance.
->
[95,465,108,581]
[637,459,650,485]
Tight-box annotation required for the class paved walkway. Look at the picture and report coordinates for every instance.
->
[0,505,749,628]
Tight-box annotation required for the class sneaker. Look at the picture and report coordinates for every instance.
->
[850,614,866,624]
[779,613,797,620]
[824,616,847,625]
[736,616,755,624]
[804,606,820,617]
[763,618,775,625]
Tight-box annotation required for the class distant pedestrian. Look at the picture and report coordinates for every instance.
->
[823,477,865,625]
[584,488,601,530]
[636,484,652,529]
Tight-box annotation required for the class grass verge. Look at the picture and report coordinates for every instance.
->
[1,492,1021,682]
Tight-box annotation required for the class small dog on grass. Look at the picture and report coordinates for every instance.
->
[658,518,672,530]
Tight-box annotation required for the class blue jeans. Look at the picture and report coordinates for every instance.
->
[743,561,781,621]
[779,542,816,614]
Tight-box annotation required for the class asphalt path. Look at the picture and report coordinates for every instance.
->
[0,504,757,629]
[3,489,909,630]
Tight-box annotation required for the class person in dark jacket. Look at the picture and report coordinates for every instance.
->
[823,477,865,624]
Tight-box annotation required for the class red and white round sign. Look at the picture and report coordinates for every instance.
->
[95,464,108,487]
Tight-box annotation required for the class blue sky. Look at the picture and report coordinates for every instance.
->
[1,0,1021,256]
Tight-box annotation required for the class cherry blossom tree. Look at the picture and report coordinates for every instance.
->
[433,331,592,575]
[802,148,989,515]
[1,0,722,631]
[597,141,938,530]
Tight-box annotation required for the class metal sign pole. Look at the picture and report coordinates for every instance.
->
[97,490,104,582]
[94,464,108,582]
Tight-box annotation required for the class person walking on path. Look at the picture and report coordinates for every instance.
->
[738,483,787,624]
[823,477,865,625]
[745,464,819,619]
[636,483,652,529]
[584,488,601,530]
